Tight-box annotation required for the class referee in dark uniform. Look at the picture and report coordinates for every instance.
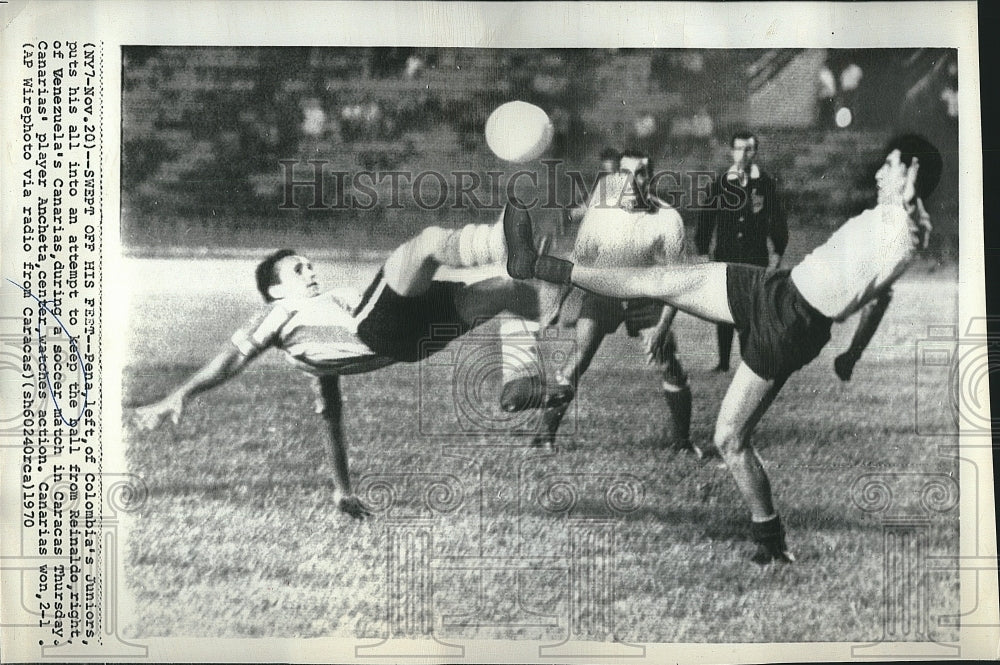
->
[696,130,788,372]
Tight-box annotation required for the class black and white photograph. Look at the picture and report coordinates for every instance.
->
[0,2,993,662]
[121,44,963,640]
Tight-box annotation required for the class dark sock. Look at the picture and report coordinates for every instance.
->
[534,255,574,285]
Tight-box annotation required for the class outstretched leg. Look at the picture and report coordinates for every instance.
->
[712,362,792,563]
[385,211,508,296]
[502,205,733,323]
[568,263,733,325]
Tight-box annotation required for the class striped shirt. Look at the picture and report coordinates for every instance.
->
[231,287,397,376]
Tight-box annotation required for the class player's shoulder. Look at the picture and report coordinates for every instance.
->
[645,198,684,227]
[648,194,678,212]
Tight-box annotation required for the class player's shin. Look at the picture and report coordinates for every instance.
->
[436,220,507,267]
[661,381,693,451]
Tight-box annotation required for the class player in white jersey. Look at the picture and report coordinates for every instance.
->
[135,206,545,519]
[504,134,942,563]
[502,152,692,451]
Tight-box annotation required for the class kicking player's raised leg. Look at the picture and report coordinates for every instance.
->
[384,211,508,296]
[503,205,733,324]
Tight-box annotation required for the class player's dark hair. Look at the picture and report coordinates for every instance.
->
[600,147,622,164]
[619,148,654,210]
[256,248,297,302]
[883,133,943,200]
[620,148,654,175]
[730,130,758,150]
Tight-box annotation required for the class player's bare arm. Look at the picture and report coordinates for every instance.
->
[836,155,926,380]
[642,304,679,365]
[134,344,255,430]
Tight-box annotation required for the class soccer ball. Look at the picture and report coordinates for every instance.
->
[485,101,554,163]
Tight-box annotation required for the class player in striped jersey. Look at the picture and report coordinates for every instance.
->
[135,206,544,519]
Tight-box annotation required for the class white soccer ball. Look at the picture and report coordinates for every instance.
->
[485,101,554,163]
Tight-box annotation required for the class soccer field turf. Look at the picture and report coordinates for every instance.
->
[122,257,960,642]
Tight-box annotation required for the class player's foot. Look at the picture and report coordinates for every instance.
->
[749,515,795,565]
[834,353,856,381]
[751,541,796,565]
[660,437,694,453]
[544,383,574,409]
[712,363,729,373]
[502,200,574,284]
[503,201,539,279]
[500,375,544,412]
[501,378,575,412]
[530,434,557,451]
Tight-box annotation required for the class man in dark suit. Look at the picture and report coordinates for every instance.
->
[696,131,788,372]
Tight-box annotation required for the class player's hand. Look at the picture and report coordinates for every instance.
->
[338,495,373,520]
[902,156,920,213]
[902,157,933,249]
[642,325,672,365]
[134,394,184,431]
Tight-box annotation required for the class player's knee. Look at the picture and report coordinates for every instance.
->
[416,225,447,252]
[712,424,745,456]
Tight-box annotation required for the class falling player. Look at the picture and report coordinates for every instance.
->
[503,134,941,563]
[135,207,546,519]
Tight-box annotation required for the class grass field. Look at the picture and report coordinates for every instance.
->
[122,256,960,643]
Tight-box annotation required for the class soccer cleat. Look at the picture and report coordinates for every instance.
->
[501,377,575,413]
[544,382,575,409]
[712,363,729,373]
[751,540,796,565]
[503,201,539,279]
[749,515,795,565]
[531,403,572,451]
[834,353,856,381]
[502,200,574,284]
[500,375,545,412]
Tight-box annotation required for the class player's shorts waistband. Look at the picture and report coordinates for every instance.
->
[726,264,832,380]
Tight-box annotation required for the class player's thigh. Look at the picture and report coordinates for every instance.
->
[383,227,444,295]
[714,361,784,448]
[662,262,733,324]
[453,277,539,325]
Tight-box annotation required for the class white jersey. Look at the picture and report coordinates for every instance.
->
[573,198,685,268]
[790,204,916,322]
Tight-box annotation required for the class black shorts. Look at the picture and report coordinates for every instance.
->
[726,264,832,380]
[559,291,663,337]
[355,269,471,363]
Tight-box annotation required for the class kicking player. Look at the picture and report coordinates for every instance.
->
[503,151,693,451]
[135,208,544,519]
[504,134,941,563]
